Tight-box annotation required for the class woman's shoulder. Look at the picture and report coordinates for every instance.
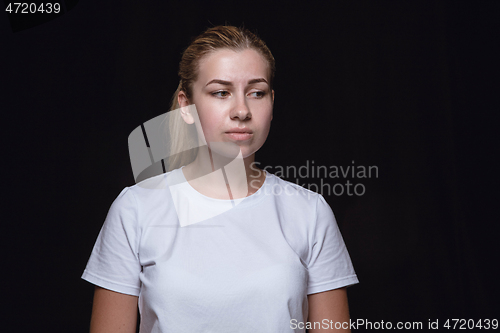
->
[114,170,177,208]
[264,171,323,207]
[129,172,171,192]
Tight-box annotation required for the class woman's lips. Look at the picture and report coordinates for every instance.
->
[225,132,253,141]
[225,127,253,141]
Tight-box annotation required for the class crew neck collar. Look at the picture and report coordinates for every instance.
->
[166,166,271,210]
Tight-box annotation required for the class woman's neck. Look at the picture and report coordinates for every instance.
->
[181,145,266,199]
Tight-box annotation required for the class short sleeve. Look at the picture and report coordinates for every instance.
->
[81,187,142,296]
[307,195,359,295]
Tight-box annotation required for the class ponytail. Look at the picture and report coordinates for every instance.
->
[163,82,198,172]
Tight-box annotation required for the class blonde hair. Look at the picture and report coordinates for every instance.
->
[164,25,275,172]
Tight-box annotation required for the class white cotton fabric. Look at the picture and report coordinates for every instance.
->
[82,167,359,333]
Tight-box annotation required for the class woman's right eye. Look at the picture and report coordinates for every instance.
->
[211,91,230,98]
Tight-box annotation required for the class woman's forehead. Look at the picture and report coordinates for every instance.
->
[197,48,270,83]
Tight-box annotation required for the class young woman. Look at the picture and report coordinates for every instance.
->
[82,25,358,333]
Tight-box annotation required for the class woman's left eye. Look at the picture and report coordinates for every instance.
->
[249,91,266,98]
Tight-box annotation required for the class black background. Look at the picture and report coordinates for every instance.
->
[2,0,499,332]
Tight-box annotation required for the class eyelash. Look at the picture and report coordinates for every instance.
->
[211,90,266,98]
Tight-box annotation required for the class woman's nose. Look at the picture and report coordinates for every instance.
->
[230,96,252,120]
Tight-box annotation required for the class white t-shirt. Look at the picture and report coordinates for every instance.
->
[82,167,358,333]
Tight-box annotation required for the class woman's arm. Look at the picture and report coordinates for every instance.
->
[89,286,139,333]
[307,287,351,332]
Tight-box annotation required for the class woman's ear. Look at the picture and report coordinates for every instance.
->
[178,90,194,124]
[271,90,275,120]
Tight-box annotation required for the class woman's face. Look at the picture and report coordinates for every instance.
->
[180,48,274,159]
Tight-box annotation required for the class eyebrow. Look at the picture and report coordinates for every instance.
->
[205,78,269,86]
